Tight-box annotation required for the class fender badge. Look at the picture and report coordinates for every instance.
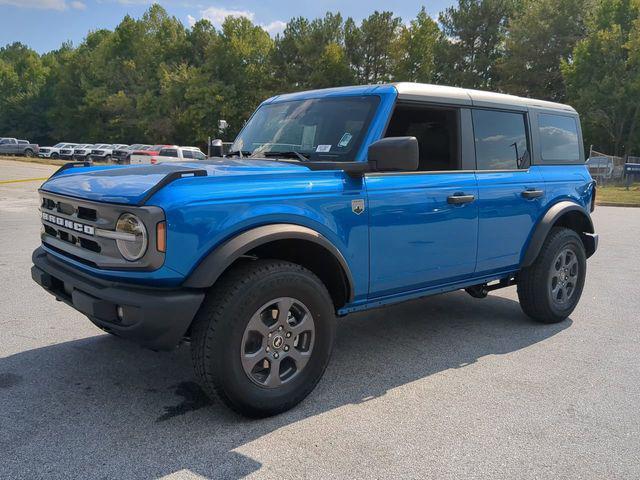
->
[352,199,365,215]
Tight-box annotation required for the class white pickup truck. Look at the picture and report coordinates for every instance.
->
[89,144,128,162]
[38,142,77,159]
[129,146,207,164]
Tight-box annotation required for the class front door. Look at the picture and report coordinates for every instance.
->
[366,172,479,298]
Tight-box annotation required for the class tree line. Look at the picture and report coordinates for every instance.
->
[1,0,639,157]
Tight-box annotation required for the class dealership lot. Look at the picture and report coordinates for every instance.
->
[0,158,639,479]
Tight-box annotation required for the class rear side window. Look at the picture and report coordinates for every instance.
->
[159,149,178,157]
[473,110,529,170]
[538,114,580,162]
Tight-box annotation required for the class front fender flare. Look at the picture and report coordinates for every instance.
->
[183,223,355,301]
[521,201,595,268]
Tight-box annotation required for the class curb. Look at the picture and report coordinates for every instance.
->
[596,202,640,208]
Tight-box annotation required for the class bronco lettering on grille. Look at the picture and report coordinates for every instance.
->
[41,212,94,235]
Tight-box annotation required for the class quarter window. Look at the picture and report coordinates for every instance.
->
[473,110,529,170]
[538,114,580,162]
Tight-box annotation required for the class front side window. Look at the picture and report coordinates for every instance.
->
[473,110,529,170]
[182,150,194,159]
[539,114,580,162]
[194,151,206,160]
[231,96,380,162]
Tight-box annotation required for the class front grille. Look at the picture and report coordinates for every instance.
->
[91,150,104,155]
[40,148,50,153]
[39,192,165,271]
[42,197,97,219]
[61,149,72,154]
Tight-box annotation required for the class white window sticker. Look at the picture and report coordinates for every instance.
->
[338,133,353,147]
[316,144,331,153]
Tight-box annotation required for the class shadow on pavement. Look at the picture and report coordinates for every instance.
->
[0,291,571,479]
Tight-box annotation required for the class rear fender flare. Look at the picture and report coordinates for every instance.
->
[521,201,595,267]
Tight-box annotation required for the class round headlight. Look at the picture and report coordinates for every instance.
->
[115,213,148,261]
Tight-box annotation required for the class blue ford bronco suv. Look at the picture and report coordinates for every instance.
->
[31,83,598,417]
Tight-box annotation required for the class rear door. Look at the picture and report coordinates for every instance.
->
[472,108,546,275]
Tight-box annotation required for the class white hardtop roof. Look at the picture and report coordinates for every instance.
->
[393,82,576,113]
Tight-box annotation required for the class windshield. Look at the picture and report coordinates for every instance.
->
[231,96,380,162]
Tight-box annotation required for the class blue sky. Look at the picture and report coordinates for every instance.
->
[0,0,457,53]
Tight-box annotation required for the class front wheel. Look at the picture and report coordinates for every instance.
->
[190,260,336,417]
[517,227,587,323]
[24,149,34,157]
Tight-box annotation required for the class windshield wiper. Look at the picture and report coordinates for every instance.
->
[226,150,252,158]
[261,151,311,162]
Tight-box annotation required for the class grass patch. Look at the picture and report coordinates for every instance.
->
[597,184,640,206]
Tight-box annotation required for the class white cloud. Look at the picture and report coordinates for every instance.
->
[188,6,286,36]
[200,6,255,26]
[262,20,286,35]
[0,0,86,9]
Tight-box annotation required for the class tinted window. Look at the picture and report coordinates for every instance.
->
[194,151,206,160]
[182,150,193,159]
[473,110,529,170]
[159,149,178,157]
[539,114,580,162]
[385,105,459,171]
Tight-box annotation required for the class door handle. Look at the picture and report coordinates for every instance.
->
[521,189,544,199]
[447,194,475,205]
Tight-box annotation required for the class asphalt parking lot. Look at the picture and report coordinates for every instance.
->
[0,158,639,479]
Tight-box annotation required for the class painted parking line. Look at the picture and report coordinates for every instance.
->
[0,177,49,185]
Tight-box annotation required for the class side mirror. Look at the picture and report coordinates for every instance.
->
[210,139,224,158]
[368,137,419,172]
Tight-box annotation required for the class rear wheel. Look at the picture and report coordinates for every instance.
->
[190,260,336,417]
[517,227,586,323]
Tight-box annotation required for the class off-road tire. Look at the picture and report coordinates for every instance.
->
[518,227,586,323]
[190,259,336,418]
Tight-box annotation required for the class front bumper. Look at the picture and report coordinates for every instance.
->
[31,247,205,350]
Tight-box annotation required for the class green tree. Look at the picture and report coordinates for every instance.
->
[393,7,443,83]
[345,11,402,84]
[499,0,592,101]
[563,0,640,155]
[439,0,515,89]
[273,13,352,90]
[0,43,50,143]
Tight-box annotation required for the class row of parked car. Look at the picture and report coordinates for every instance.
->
[37,142,207,164]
